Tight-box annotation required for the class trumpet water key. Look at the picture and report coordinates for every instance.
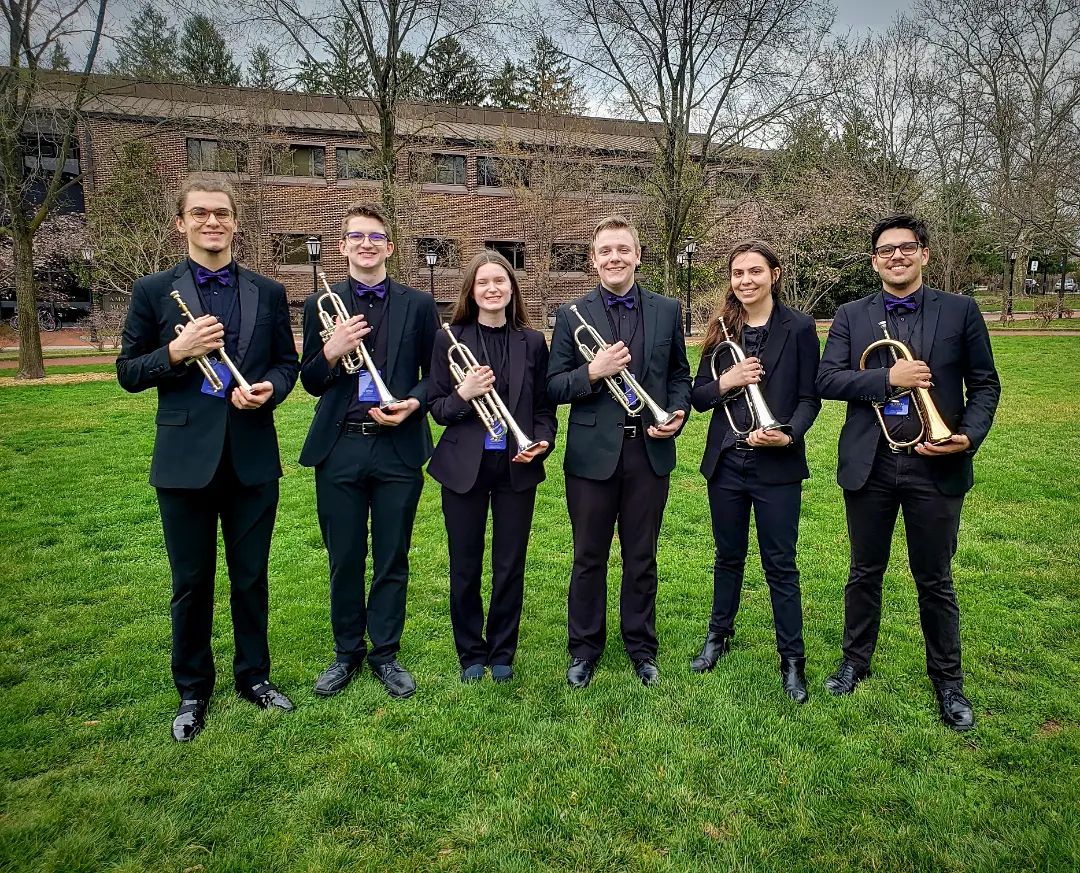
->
[442,323,540,455]
[709,316,790,439]
[568,304,676,427]
[170,289,252,393]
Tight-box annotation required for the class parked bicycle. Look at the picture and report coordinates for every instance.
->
[8,308,59,332]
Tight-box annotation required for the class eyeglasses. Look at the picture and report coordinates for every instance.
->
[183,207,236,223]
[343,231,389,245]
[873,241,922,258]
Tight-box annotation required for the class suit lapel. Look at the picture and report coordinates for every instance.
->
[386,279,410,379]
[508,327,525,411]
[582,286,613,348]
[864,292,891,368]
[639,285,657,380]
[334,280,359,317]
[759,304,789,385]
[170,263,202,318]
[235,268,259,366]
[919,286,942,362]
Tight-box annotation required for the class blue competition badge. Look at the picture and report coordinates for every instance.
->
[485,422,507,451]
[622,372,639,408]
[358,369,384,402]
[201,360,232,398]
[883,396,910,416]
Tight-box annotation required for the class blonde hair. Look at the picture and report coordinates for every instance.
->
[590,214,641,253]
[175,173,239,217]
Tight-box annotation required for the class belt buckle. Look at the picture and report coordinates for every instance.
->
[623,424,639,439]
[360,421,380,436]
[734,439,753,451]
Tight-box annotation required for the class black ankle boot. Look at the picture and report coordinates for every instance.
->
[780,656,808,704]
[690,632,731,673]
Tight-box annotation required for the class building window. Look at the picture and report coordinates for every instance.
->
[264,144,325,178]
[413,152,466,186]
[336,148,381,181]
[551,243,589,274]
[273,234,320,266]
[477,156,528,189]
[485,240,526,271]
[599,164,649,195]
[186,138,246,173]
[416,237,462,270]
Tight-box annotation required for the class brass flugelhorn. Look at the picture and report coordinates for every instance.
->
[859,320,954,449]
[170,289,252,393]
[568,304,676,427]
[709,316,790,439]
[315,270,400,410]
[442,323,540,454]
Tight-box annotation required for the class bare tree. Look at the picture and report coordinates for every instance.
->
[553,0,835,294]
[1,0,107,378]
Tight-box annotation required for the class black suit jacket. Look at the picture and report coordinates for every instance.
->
[817,286,1000,495]
[116,261,299,489]
[547,285,692,480]
[298,277,439,470]
[691,303,821,484]
[428,323,558,494]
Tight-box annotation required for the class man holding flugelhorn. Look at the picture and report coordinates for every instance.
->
[117,174,299,741]
[299,202,439,701]
[547,215,692,688]
[817,214,1000,731]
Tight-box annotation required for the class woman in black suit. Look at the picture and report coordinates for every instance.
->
[428,250,557,684]
[689,240,821,703]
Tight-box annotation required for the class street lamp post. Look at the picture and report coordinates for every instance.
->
[1059,254,1068,319]
[306,236,321,297]
[82,246,97,343]
[426,249,438,295]
[1006,250,1017,321]
[683,237,697,335]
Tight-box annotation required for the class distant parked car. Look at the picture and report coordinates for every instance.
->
[1054,277,1076,292]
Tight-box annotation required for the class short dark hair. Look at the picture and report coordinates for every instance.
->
[870,214,930,251]
[341,202,390,236]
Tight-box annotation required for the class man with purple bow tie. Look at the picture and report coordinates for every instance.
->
[817,214,1000,731]
[116,174,300,742]
[299,202,439,701]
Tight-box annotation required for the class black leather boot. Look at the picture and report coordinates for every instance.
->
[780,656,808,704]
[690,632,731,674]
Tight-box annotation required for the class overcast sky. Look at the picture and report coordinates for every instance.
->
[832,0,915,32]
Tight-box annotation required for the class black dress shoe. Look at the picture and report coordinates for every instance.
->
[937,687,975,732]
[172,699,207,742]
[461,664,485,683]
[780,656,808,704]
[566,657,596,689]
[314,661,361,697]
[632,658,660,687]
[490,664,513,683]
[240,681,295,712]
[690,632,732,673]
[823,659,870,695]
[372,660,417,699]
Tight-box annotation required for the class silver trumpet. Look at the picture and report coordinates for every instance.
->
[170,289,252,393]
[316,269,400,410]
[442,323,540,454]
[709,316,790,439]
[568,304,676,426]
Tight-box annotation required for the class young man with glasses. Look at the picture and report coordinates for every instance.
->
[117,174,299,742]
[816,213,1000,731]
[299,202,439,700]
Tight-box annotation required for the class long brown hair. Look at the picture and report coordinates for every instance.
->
[701,240,782,355]
[450,250,532,329]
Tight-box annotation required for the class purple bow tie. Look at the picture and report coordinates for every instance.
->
[195,265,233,287]
[604,291,636,310]
[884,295,918,313]
[355,281,387,300]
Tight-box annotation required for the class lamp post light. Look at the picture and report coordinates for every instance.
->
[306,235,321,296]
[425,248,438,295]
[82,246,97,343]
[683,236,697,335]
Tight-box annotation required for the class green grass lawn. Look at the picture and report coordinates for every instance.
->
[975,293,1080,313]
[1,338,1078,872]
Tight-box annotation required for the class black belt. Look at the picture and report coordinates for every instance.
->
[341,420,382,436]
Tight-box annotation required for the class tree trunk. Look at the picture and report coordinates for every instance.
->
[13,224,44,379]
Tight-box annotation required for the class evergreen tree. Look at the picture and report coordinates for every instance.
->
[294,18,370,96]
[524,36,582,114]
[178,15,242,86]
[487,59,527,110]
[418,38,486,106]
[47,42,71,71]
[246,45,280,90]
[106,2,178,81]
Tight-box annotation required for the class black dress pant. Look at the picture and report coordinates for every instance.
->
[842,447,965,688]
[441,450,537,668]
[565,433,670,661]
[157,452,279,699]
[706,449,805,658]
[315,431,424,667]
